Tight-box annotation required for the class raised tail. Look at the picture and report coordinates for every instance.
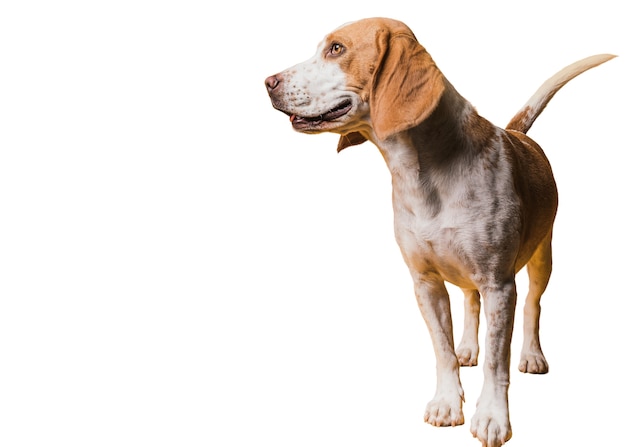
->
[506,54,616,134]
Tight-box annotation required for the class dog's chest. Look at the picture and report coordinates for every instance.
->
[390,170,517,286]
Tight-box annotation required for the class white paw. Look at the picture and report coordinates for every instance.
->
[424,392,464,427]
[518,350,549,374]
[470,406,512,447]
[456,343,479,367]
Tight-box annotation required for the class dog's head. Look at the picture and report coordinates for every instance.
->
[265,17,445,151]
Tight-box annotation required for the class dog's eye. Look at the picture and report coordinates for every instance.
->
[328,43,344,57]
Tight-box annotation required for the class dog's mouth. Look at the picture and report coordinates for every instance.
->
[288,100,352,130]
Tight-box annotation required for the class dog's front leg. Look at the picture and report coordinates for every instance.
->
[470,282,516,447]
[413,277,465,427]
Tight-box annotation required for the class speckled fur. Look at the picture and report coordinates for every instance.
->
[265,17,615,447]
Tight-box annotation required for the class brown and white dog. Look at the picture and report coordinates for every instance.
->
[265,17,614,447]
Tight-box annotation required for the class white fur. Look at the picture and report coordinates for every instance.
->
[266,18,615,447]
[272,46,354,122]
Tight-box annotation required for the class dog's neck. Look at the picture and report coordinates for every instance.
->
[372,79,500,217]
[375,79,497,178]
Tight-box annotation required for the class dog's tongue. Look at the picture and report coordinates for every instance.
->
[290,114,322,127]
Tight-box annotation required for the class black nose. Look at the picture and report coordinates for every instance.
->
[265,74,281,93]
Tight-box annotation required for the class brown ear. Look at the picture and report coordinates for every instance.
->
[370,31,445,141]
[337,131,367,152]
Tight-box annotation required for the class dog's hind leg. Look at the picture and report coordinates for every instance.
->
[518,230,553,374]
[456,288,480,367]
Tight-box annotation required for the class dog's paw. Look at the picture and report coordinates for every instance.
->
[518,351,549,374]
[470,407,512,447]
[424,393,464,427]
[456,343,479,367]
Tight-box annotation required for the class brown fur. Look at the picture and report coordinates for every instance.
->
[265,17,615,447]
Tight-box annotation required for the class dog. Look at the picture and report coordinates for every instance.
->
[264,17,614,447]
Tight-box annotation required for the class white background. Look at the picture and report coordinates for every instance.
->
[1,1,624,446]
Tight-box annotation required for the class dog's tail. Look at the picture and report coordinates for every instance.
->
[506,54,616,134]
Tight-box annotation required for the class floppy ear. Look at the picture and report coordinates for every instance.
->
[370,31,445,141]
[337,131,367,152]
